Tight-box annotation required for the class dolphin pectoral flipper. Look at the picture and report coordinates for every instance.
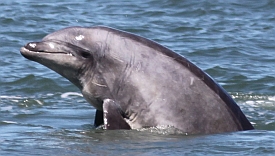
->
[102,99,131,130]
[94,109,104,127]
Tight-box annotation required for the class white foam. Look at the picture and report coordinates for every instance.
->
[137,125,185,135]
[268,96,275,101]
[245,101,255,105]
[256,100,265,104]
[61,92,83,98]
[250,122,256,125]
[34,99,43,105]
[46,93,54,96]
[0,95,24,99]
[2,120,17,124]
[11,100,19,103]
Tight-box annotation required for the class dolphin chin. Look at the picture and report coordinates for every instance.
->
[20,26,254,134]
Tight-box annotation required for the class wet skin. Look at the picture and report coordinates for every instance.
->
[20,26,254,134]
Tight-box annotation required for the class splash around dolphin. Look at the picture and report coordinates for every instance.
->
[20,26,254,134]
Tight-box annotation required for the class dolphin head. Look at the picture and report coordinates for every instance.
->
[20,27,101,89]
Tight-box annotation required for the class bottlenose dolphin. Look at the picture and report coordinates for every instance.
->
[20,26,254,134]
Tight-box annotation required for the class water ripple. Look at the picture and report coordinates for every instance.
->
[1,0,275,155]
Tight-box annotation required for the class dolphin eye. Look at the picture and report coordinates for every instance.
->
[80,51,91,58]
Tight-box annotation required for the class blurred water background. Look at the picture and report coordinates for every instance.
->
[0,0,275,155]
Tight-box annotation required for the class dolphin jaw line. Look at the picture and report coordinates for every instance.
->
[21,46,74,57]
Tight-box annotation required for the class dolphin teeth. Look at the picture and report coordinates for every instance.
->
[68,53,73,56]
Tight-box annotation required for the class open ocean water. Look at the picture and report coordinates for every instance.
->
[0,0,275,155]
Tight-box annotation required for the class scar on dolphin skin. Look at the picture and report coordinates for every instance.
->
[20,26,254,135]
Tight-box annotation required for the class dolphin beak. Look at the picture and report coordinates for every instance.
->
[21,41,72,55]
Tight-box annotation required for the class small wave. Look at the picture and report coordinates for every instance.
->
[232,92,275,130]
[232,92,266,100]
[232,92,275,106]
[0,95,25,99]
[61,92,83,99]
[0,106,13,111]
[34,99,43,105]
[1,120,17,124]
[0,94,44,106]
[137,125,186,135]
[268,96,275,101]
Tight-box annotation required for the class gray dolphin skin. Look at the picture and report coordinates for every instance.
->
[20,26,254,134]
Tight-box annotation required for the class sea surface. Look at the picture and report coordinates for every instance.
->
[1,0,275,155]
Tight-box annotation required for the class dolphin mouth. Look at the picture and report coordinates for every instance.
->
[20,40,92,60]
[24,41,74,55]
[20,46,74,56]
[20,41,74,57]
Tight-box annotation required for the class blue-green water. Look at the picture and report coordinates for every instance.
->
[1,0,275,155]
